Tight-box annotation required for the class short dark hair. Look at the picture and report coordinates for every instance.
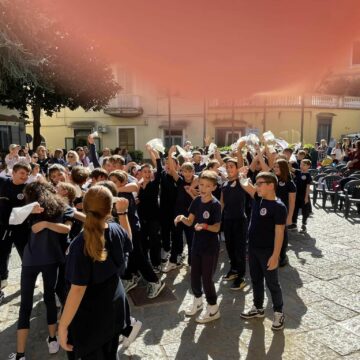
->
[283,148,293,154]
[71,166,90,185]
[90,168,108,180]
[224,157,238,167]
[256,171,278,189]
[48,164,66,177]
[13,162,31,173]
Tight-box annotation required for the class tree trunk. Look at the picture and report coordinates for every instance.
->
[32,104,41,150]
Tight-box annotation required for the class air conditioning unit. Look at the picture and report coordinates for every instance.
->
[97,126,108,133]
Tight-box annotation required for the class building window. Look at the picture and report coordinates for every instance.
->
[74,129,92,148]
[215,128,245,147]
[118,127,136,151]
[352,41,360,66]
[317,116,332,143]
[164,129,183,148]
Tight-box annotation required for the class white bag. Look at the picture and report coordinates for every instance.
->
[146,138,165,154]
[9,202,39,225]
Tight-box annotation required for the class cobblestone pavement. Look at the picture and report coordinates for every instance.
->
[1,199,360,360]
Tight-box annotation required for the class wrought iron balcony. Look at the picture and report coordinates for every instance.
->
[104,94,143,117]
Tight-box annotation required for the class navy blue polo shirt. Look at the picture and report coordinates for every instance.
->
[276,178,296,209]
[293,170,312,197]
[221,179,247,220]
[188,196,221,255]
[248,193,287,249]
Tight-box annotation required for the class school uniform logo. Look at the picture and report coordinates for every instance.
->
[17,193,24,200]
[260,208,267,216]
[203,211,210,219]
[279,181,285,187]
[301,175,307,180]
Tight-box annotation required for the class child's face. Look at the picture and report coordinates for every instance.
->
[49,170,66,185]
[109,176,125,189]
[255,178,273,197]
[225,162,238,178]
[273,163,281,176]
[56,185,68,198]
[12,169,29,184]
[300,162,310,172]
[297,153,305,160]
[193,154,201,163]
[199,178,216,198]
[182,168,194,181]
[283,151,291,160]
[141,167,152,181]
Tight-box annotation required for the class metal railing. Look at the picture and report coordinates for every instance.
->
[209,94,360,109]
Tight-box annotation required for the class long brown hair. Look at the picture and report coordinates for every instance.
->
[276,159,291,183]
[82,186,112,262]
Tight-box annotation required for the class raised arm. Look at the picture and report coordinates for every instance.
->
[87,135,101,168]
[167,145,179,181]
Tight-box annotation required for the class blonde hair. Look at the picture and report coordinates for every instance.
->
[66,150,79,163]
[82,186,112,262]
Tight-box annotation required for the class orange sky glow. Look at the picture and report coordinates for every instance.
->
[35,0,360,99]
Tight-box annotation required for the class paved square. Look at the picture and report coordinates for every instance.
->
[0,201,360,359]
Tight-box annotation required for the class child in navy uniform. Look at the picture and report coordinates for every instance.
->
[291,159,312,232]
[240,172,287,331]
[174,171,222,323]
[221,158,248,290]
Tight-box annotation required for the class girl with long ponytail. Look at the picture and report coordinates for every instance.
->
[58,186,134,360]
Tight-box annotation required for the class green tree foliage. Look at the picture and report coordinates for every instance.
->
[0,0,121,148]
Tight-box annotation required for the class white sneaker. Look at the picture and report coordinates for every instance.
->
[162,262,179,273]
[1,279,8,289]
[8,354,25,360]
[196,304,221,324]
[122,319,142,348]
[122,275,140,293]
[147,281,165,299]
[47,337,60,354]
[185,296,203,316]
[272,312,285,330]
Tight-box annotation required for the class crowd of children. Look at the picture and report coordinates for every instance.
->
[0,133,321,360]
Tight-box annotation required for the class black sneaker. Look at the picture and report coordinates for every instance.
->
[240,306,265,319]
[230,277,246,290]
[279,255,289,268]
[287,224,297,231]
[223,270,238,281]
[0,290,4,305]
[300,224,307,233]
[272,312,285,330]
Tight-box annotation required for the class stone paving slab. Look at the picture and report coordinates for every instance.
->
[1,199,360,359]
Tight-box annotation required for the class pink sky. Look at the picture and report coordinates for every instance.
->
[37,0,360,98]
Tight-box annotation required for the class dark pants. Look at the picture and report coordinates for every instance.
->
[191,249,219,305]
[55,263,66,306]
[67,334,120,360]
[141,219,161,267]
[170,223,193,265]
[279,229,288,262]
[249,247,283,313]
[18,263,59,329]
[123,231,158,283]
[160,214,175,253]
[292,198,311,225]
[0,227,28,281]
[223,218,247,278]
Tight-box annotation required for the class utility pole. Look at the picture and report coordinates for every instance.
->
[263,97,267,132]
[231,99,235,144]
[300,94,305,144]
[203,98,207,146]
[168,91,172,146]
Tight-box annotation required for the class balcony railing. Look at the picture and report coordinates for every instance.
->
[208,94,360,109]
[104,95,143,117]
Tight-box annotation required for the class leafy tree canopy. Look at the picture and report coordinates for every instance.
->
[0,0,121,148]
